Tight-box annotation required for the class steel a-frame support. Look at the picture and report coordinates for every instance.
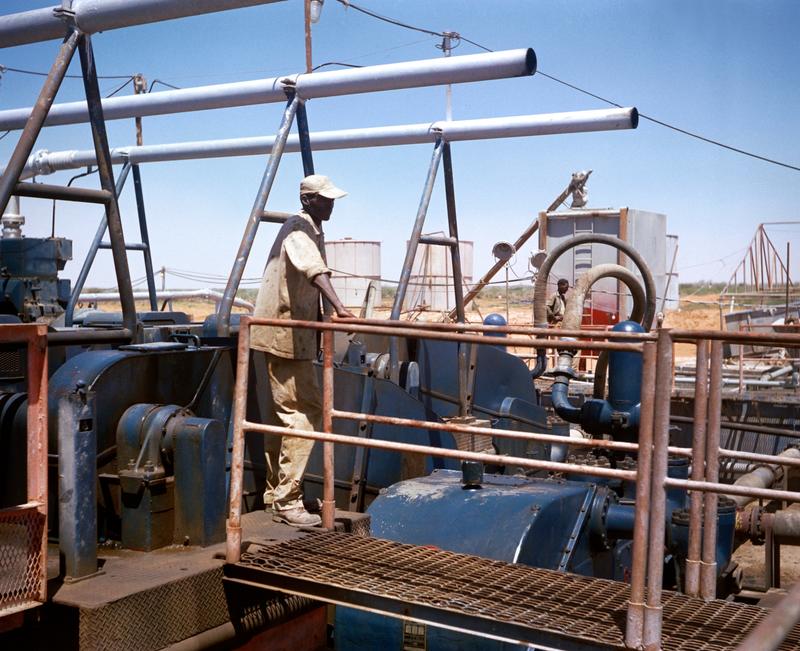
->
[216,88,316,336]
[388,137,469,413]
[0,29,138,343]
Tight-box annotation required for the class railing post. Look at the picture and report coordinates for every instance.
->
[643,328,672,651]
[700,339,723,599]
[322,327,336,529]
[27,325,49,601]
[625,340,656,649]
[226,316,252,563]
[685,339,709,596]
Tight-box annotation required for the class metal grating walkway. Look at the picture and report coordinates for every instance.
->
[224,530,800,651]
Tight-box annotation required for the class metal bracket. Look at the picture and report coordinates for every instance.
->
[557,486,596,572]
[348,375,376,512]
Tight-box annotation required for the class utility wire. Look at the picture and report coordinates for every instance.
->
[148,79,181,92]
[0,64,132,80]
[336,0,800,173]
[312,62,364,71]
[103,76,135,98]
[335,0,443,37]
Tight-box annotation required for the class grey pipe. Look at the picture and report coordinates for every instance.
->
[0,0,285,49]
[15,108,638,179]
[531,233,656,379]
[729,447,800,509]
[0,49,535,131]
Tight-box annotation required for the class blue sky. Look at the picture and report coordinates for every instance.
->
[1,0,798,292]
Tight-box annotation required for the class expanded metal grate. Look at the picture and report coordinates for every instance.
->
[0,506,45,616]
[231,530,800,651]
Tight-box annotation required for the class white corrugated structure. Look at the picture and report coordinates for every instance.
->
[325,239,381,308]
[406,235,474,311]
[540,208,677,324]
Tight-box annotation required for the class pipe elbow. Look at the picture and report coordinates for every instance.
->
[551,376,581,423]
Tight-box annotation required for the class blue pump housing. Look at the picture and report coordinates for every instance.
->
[552,321,644,441]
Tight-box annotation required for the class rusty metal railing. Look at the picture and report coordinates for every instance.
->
[225,316,800,650]
[0,324,49,619]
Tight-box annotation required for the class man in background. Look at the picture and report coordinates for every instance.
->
[547,278,570,325]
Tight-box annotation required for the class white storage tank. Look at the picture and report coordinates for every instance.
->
[325,239,381,309]
[406,235,474,311]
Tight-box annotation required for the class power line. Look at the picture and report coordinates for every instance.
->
[0,64,132,80]
[335,1,800,173]
[335,0,443,37]
[103,76,136,98]
[312,62,364,72]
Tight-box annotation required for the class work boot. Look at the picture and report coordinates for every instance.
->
[272,506,322,527]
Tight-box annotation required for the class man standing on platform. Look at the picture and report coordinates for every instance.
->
[251,174,354,527]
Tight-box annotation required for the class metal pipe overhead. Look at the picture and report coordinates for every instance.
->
[0,49,536,131]
[17,107,637,177]
[0,0,285,49]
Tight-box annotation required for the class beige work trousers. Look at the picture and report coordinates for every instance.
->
[263,354,322,511]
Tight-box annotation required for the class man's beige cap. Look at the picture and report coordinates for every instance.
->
[300,174,347,199]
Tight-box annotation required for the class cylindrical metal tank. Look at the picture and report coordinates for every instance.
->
[406,237,473,311]
[325,239,381,309]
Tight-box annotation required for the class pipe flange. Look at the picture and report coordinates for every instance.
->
[590,486,616,551]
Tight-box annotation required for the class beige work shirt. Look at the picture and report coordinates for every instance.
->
[251,211,330,359]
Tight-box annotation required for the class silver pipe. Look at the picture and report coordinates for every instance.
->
[79,288,254,310]
[17,108,638,178]
[0,49,535,131]
[729,447,800,509]
[0,0,285,49]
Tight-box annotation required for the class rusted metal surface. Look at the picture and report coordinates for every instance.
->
[625,341,656,649]
[246,316,644,352]
[13,181,113,204]
[736,580,800,651]
[227,530,800,651]
[226,317,252,563]
[322,328,335,530]
[342,315,654,340]
[643,328,673,650]
[670,328,800,346]
[669,415,800,442]
[0,323,48,615]
[685,340,708,597]
[332,409,641,452]
[700,340,723,599]
[246,421,637,482]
